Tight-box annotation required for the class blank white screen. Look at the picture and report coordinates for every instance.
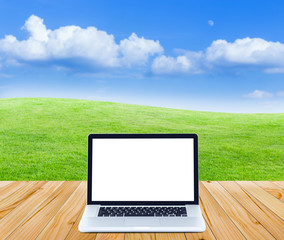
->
[92,138,194,201]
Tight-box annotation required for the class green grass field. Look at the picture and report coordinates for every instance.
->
[0,98,283,180]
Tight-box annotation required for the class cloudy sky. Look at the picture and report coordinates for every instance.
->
[0,0,283,112]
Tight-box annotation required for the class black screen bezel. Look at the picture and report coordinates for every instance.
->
[87,133,199,205]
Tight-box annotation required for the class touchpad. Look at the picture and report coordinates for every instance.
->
[125,218,160,227]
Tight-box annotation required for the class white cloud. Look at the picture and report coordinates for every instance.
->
[152,37,284,75]
[23,14,50,42]
[276,91,284,97]
[206,37,284,66]
[243,90,274,99]
[152,55,191,74]
[264,67,284,73]
[0,15,163,69]
[243,90,284,99]
[151,51,204,75]
[208,20,214,26]
[1,15,284,76]
[120,33,163,66]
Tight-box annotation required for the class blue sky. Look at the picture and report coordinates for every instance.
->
[0,0,283,112]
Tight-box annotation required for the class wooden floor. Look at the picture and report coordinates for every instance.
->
[0,181,283,240]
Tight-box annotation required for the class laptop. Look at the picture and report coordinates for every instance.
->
[79,133,206,232]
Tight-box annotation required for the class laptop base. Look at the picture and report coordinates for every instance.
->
[79,205,206,232]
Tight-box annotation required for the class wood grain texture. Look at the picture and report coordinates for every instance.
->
[156,233,186,240]
[0,181,12,188]
[0,181,46,219]
[255,181,284,202]
[203,181,274,240]
[0,181,62,239]
[125,233,155,240]
[6,181,80,240]
[185,220,216,240]
[65,205,97,240]
[95,233,125,240]
[199,182,246,240]
[237,181,284,220]
[273,181,284,189]
[36,182,87,239]
[0,181,27,202]
[0,181,283,240]
[220,181,284,240]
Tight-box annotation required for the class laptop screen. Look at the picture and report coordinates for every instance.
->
[90,136,195,202]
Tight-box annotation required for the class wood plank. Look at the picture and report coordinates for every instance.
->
[0,181,62,239]
[125,233,155,240]
[156,233,186,240]
[185,221,216,240]
[0,181,12,188]
[237,181,284,220]
[6,181,80,240]
[203,181,274,240]
[254,181,284,202]
[199,182,245,240]
[0,181,46,219]
[95,233,124,240]
[36,182,86,239]
[0,181,27,202]
[273,181,284,189]
[220,181,284,240]
[65,205,97,240]
[0,181,282,240]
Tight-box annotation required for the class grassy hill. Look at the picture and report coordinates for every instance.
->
[0,98,283,180]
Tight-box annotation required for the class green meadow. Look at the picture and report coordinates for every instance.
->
[0,98,283,180]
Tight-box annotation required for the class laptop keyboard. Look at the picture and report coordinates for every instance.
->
[98,206,187,217]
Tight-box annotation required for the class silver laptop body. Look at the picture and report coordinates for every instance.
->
[79,134,206,232]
